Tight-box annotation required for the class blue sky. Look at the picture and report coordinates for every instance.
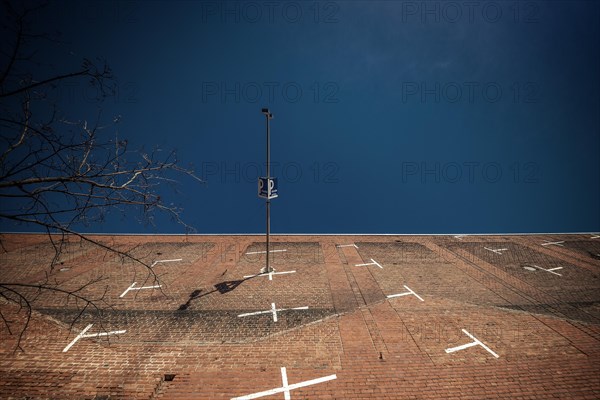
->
[2,1,599,234]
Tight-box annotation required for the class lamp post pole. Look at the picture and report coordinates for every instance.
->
[262,108,274,273]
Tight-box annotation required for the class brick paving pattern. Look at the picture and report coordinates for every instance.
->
[0,233,599,399]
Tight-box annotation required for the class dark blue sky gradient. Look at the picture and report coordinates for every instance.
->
[2,1,599,234]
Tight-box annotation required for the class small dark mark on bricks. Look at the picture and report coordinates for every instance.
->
[164,374,176,382]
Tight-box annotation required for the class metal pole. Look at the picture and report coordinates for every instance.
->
[266,112,271,273]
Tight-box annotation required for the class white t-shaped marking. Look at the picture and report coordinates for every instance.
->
[336,244,359,248]
[62,324,126,352]
[355,258,383,268]
[445,329,499,358]
[150,258,182,268]
[119,282,161,298]
[387,285,424,302]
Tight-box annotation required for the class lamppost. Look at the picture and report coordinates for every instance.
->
[260,108,275,274]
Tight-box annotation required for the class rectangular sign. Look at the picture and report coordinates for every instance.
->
[258,177,278,199]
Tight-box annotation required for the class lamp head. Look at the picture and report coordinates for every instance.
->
[261,108,273,119]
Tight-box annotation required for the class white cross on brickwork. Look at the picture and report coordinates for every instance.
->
[531,264,563,276]
[231,367,337,400]
[541,240,565,247]
[237,303,308,322]
[243,270,296,281]
[484,247,508,255]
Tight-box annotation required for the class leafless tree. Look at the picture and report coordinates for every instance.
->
[0,1,202,350]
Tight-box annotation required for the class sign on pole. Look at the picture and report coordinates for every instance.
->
[258,177,278,199]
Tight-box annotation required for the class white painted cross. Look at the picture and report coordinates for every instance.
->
[453,235,466,240]
[541,240,565,247]
[355,258,383,268]
[231,367,337,400]
[336,244,359,249]
[531,264,563,276]
[237,303,309,322]
[150,258,182,268]
[245,249,288,255]
[119,281,162,298]
[445,329,499,358]
[62,324,126,352]
[484,247,508,255]
[387,285,424,302]
[244,270,296,281]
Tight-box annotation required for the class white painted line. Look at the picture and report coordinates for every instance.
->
[119,282,137,298]
[237,303,309,323]
[462,329,499,358]
[445,341,479,353]
[272,302,278,322]
[150,258,183,268]
[387,285,424,302]
[546,267,563,275]
[336,244,359,248]
[445,329,499,358]
[231,367,337,400]
[454,235,466,240]
[135,285,162,290]
[484,247,508,255]
[245,249,288,255]
[62,324,126,352]
[63,324,93,352]
[84,330,127,338]
[541,241,565,247]
[119,282,161,298]
[236,309,273,318]
[244,270,296,281]
[281,367,291,400]
[590,235,599,239]
[355,258,383,268]
[532,265,563,276]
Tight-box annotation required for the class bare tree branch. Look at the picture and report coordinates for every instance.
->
[0,1,203,351]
